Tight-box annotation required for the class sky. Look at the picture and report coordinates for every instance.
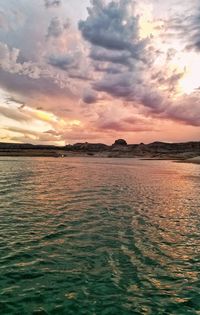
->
[0,0,199,145]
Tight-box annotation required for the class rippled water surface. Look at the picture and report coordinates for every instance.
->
[0,157,200,315]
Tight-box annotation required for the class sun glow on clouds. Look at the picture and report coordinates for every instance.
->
[139,12,200,96]
[58,118,81,128]
[0,88,85,144]
[136,0,200,97]
[138,4,155,38]
[0,90,59,143]
[177,53,200,94]
[137,2,164,39]
[164,50,200,95]
[35,109,58,123]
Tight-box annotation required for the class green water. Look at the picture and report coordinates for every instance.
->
[0,157,200,315]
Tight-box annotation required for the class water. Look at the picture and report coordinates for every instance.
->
[0,157,200,315]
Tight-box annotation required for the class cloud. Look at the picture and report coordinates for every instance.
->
[79,0,147,59]
[0,42,43,79]
[166,93,200,126]
[44,129,61,136]
[166,4,200,52]
[93,72,134,98]
[3,126,62,144]
[48,52,79,70]
[0,99,59,125]
[90,46,132,67]
[79,0,156,107]
[0,42,20,72]
[98,120,154,132]
[5,97,25,106]
[0,40,80,95]
[44,0,62,8]
[186,9,200,51]
[94,101,157,133]
[82,89,98,104]
[0,105,32,122]
[46,17,70,38]
[78,0,200,128]
[0,0,199,145]
[0,70,60,96]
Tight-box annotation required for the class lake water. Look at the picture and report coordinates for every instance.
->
[0,157,200,315]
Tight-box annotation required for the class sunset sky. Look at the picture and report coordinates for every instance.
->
[0,0,199,145]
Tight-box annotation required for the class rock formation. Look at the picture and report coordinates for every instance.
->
[113,139,127,146]
[0,140,200,159]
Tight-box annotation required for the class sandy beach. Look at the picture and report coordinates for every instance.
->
[180,156,200,164]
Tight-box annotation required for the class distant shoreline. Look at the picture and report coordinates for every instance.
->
[0,140,199,163]
[176,156,200,165]
[0,152,200,164]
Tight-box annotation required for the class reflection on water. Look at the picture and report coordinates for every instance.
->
[0,157,200,314]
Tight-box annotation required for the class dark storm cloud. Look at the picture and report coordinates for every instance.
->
[93,63,122,74]
[48,53,77,70]
[79,0,153,106]
[90,47,132,67]
[78,0,200,127]
[79,0,147,60]
[92,72,166,113]
[93,72,136,98]
[78,0,150,108]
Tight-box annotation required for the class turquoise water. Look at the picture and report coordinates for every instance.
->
[0,157,200,315]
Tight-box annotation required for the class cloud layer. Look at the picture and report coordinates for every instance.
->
[0,0,199,144]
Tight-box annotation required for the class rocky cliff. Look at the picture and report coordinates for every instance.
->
[0,140,199,158]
